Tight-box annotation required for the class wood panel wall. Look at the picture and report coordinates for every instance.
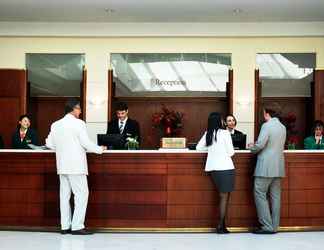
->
[261,97,312,148]
[314,70,324,121]
[254,69,314,148]
[113,97,228,149]
[1,151,324,230]
[227,69,234,115]
[0,69,27,148]
[80,69,87,121]
[254,69,262,139]
[108,69,233,149]
[29,97,74,145]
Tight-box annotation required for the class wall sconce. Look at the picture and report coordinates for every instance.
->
[88,97,106,107]
[236,99,252,108]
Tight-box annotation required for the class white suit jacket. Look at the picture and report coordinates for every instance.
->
[196,129,235,171]
[46,114,103,175]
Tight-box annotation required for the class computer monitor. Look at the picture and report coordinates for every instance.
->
[97,134,125,149]
[232,133,246,149]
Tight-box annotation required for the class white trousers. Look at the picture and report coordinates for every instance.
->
[59,174,89,231]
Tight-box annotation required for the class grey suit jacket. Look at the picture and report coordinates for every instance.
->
[251,117,286,177]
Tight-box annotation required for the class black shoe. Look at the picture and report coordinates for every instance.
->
[71,229,94,235]
[216,226,230,234]
[252,228,276,234]
[60,229,71,235]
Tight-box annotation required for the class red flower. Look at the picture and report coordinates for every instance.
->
[152,105,183,137]
[282,111,299,148]
[287,135,299,145]
[285,112,296,124]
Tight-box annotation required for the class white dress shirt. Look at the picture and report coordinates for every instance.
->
[196,129,235,171]
[46,114,103,175]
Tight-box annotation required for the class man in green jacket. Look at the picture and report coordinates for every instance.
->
[304,120,324,149]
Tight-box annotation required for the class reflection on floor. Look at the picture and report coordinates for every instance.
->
[0,231,323,250]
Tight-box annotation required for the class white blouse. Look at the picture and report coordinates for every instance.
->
[196,129,235,171]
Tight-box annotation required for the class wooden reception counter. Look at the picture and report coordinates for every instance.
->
[0,149,324,232]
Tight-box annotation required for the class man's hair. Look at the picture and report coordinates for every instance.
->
[116,102,128,111]
[65,98,80,114]
[312,120,324,132]
[263,107,279,118]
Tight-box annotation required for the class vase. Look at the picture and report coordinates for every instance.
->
[164,126,172,137]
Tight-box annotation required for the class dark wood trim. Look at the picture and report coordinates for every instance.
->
[254,69,261,140]
[226,69,234,114]
[114,97,227,103]
[26,70,30,114]
[81,68,87,121]
[30,96,78,101]
[20,70,27,115]
[314,70,324,120]
[108,69,114,122]
[262,97,311,102]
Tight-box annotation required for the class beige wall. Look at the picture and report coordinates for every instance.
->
[1,37,324,143]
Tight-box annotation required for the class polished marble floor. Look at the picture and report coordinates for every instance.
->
[0,231,323,250]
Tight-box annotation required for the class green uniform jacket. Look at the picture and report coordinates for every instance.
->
[304,136,324,149]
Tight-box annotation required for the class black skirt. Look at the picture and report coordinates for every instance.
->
[210,169,235,193]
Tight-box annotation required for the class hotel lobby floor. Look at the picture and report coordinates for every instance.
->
[0,231,323,250]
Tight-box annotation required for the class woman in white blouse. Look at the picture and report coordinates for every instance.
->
[196,112,235,234]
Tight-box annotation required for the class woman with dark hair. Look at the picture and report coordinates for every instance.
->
[196,112,235,234]
[225,114,246,149]
[12,114,39,149]
[304,120,324,149]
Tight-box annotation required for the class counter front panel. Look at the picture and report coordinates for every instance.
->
[0,150,323,231]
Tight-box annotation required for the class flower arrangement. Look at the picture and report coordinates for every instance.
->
[125,136,139,150]
[152,106,184,137]
[282,112,300,149]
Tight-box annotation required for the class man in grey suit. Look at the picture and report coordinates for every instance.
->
[248,107,286,234]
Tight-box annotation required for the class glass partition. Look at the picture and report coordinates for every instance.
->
[256,53,316,149]
[26,53,85,97]
[111,53,231,97]
[257,53,315,97]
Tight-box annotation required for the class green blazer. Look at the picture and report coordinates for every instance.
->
[304,136,324,149]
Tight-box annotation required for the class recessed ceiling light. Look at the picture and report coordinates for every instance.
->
[104,8,115,14]
[233,8,243,14]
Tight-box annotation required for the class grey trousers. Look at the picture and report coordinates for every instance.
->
[254,177,281,232]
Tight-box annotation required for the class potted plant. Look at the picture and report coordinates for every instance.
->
[125,136,139,150]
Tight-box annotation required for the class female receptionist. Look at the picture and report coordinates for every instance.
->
[12,114,39,149]
[304,120,324,149]
[225,114,246,149]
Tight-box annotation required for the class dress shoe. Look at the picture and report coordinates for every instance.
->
[216,226,230,234]
[71,229,94,235]
[60,229,71,235]
[252,228,276,234]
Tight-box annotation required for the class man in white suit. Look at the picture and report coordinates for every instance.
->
[46,99,106,235]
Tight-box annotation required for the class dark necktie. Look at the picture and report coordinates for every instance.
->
[119,121,124,134]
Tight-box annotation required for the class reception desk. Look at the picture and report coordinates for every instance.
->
[0,149,324,232]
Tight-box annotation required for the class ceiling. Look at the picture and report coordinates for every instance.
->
[0,0,323,23]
